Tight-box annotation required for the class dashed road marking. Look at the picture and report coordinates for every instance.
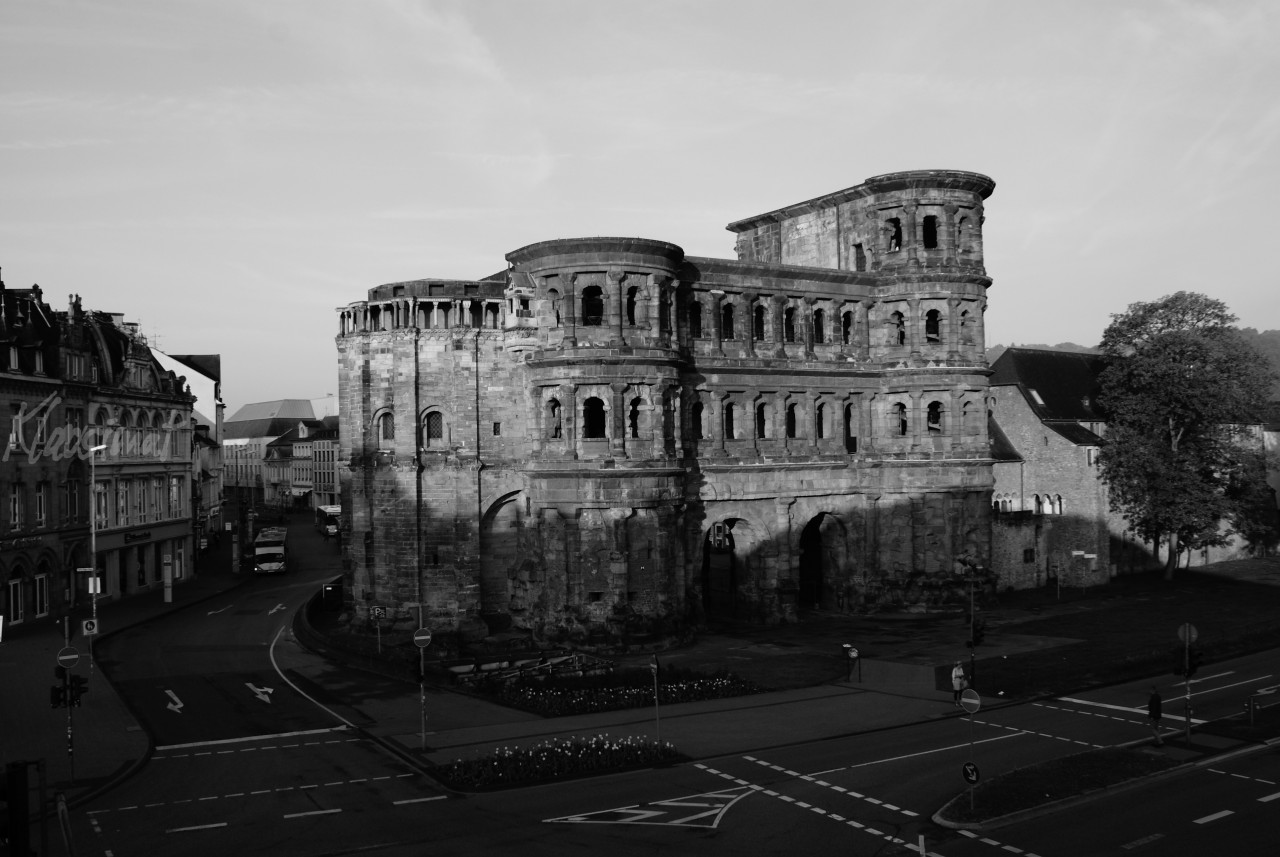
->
[166,822,227,833]
[284,808,342,819]
[958,829,1044,857]
[744,756,918,817]
[1193,810,1234,824]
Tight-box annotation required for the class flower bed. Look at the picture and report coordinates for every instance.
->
[474,665,765,717]
[435,734,684,791]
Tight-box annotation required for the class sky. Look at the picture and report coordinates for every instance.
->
[3,0,1278,415]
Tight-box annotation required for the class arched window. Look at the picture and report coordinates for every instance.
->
[582,397,606,438]
[658,290,671,334]
[891,311,906,346]
[922,215,939,249]
[925,309,941,343]
[886,217,903,251]
[721,303,735,340]
[377,412,394,450]
[815,403,826,439]
[424,411,445,447]
[691,402,705,440]
[546,400,562,439]
[628,397,643,439]
[785,403,798,439]
[756,403,769,439]
[958,216,970,251]
[581,287,604,326]
[959,310,972,344]
[783,307,796,342]
[626,287,640,326]
[547,289,562,326]
[927,401,944,433]
[844,404,858,453]
[723,402,736,439]
[812,308,825,344]
[842,311,854,346]
[753,305,766,341]
[891,402,908,437]
[1055,494,1064,515]
[1034,494,1043,515]
[689,301,704,338]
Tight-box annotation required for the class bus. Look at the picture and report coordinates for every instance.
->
[315,505,341,538]
[253,527,288,574]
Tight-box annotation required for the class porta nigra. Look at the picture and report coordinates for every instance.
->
[336,170,997,646]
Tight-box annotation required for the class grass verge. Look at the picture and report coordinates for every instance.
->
[937,748,1180,825]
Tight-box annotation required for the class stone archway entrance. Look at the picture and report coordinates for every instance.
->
[798,513,846,611]
[702,521,737,620]
[479,493,524,617]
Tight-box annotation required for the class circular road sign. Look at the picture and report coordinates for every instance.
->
[413,627,433,649]
[960,688,982,714]
[962,761,981,785]
[57,647,80,669]
[1177,623,1198,644]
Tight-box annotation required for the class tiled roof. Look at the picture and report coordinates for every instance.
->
[226,399,316,422]
[989,347,1108,422]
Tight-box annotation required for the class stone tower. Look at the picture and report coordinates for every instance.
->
[336,170,996,644]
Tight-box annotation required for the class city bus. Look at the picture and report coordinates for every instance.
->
[315,505,341,538]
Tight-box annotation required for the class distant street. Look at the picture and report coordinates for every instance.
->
[67,518,1280,856]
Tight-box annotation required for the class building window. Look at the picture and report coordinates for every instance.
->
[886,217,903,251]
[844,404,858,453]
[842,311,854,346]
[424,411,444,446]
[545,400,562,439]
[783,308,796,342]
[812,308,825,344]
[581,286,604,326]
[815,403,826,439]
[625,287,639,325]
[753,305,766,341]
[7,578,22,623]
[582,397,606,439]
[628,398,642,439]
[891,403,908,437]
[10,483,22,527]
[1023,548,1036,564]
[689,301,703,338]
[853,242,867,272]
[8,403,21,450]
[377,412,394,449]
[721,303,735,340]
[891,311,906,346]
[927,401,944,433]
[723,402,737,439]
[756,403,769,439]
[34,573,49,617]
[35,483,46,527]
[922,215,939,249]
[925,309,941,343]
[785,403,798,439]
[691,402,705,441]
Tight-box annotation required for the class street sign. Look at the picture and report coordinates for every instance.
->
[962,761,981,784]
[1178,623,1198,644]
[57,647,80,669]
[960,688,982,714]
[372,606,386,619]
[413,627,433,648]
[81,619,99,637]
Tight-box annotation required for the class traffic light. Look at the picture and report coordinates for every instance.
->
[1187,645,1203,678]
[50,684,67,709]
[69,673,89,707]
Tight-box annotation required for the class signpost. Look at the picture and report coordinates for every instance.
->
[960,688,982,810]
[414,627,432,749]
[56,647,79,670]
[1177,622,1198,745]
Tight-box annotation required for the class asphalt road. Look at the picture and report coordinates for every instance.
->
[65,521,1280,857]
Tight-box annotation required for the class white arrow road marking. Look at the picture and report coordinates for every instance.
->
[165,690,184,714]
[545,786,753,827]
[246,683,274,703]
[207,605,230,616]
[268,604,286,615]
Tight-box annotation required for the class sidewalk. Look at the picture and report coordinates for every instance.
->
[0,538,250,807]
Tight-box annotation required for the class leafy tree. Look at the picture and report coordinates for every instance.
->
[1097,292,1277,579]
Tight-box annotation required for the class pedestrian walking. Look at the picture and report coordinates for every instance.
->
[1147,686,1164,746]
[951,660,968,705]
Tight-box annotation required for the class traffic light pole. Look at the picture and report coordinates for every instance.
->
[1184,635,1192,746]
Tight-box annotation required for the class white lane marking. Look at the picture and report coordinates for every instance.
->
[156,726,349,751]
[166,822,227,833]
[1258,791,1280,803]
[284,809,342,819]
[1056,697,1208,724]
[1193,810,1234,824]
[818,732,1022,775]
[393,796,448,806]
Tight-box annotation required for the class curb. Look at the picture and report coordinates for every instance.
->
[931,734,1280,832]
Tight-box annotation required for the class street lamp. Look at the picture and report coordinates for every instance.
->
[88,444,107,668]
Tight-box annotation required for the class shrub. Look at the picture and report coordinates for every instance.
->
[436,734,684,791]
[474,665,765,717]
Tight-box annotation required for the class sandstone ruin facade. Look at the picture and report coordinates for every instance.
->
[336,170,997,643]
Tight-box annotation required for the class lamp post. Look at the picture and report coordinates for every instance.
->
[88,444,107,668]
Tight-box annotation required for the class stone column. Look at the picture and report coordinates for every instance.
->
[771,295,787,359]
[610,382,629,455]
[607,268,625,346]
[904,202,920,267]
[942,202,958,266]
[709,290,725,356]
[809,394,822,453]
[742,291,758,357]
[713,394,728,456]
[908,298,922,358]
[560,384,577,459]
[910,391,924,449]
[563,275,578,347]
[802,296,817,359]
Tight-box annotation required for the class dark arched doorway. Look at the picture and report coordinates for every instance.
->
[701,521,736,620]
[479,493,524,617]
[798,513,845,610]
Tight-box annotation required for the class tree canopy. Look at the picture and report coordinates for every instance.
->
[1097,292,1278,578]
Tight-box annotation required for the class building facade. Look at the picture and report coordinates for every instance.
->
[337,170,998,641]
[1,281,196,632]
